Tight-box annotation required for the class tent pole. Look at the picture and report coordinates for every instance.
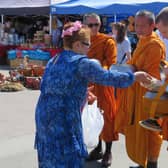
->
[1,14,4,24]
[114,14,117,23]
[49,0,52,35]
[49,14,52,35]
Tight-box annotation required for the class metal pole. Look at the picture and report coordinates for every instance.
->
[1,14,4,24]
[49,0,52,35]
[114,14,117,23]
[49,14,52,35]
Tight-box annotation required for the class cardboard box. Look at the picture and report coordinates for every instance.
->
[9,58,48,68]
[9,58,23,68]
[29,59,48,66]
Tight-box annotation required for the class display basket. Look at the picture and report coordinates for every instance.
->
[32,65,45,77]
[18,67,32,76]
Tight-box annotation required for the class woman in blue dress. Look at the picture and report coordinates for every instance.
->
[35,21,152,168]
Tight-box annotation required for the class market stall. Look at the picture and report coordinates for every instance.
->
[0,1,64,66]
[7,47,62,68]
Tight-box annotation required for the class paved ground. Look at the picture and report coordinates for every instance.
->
[0,65,167,168]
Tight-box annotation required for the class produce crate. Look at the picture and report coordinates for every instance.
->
[8,58,23,68]
[29,59,48,66]
[8,58,48,68]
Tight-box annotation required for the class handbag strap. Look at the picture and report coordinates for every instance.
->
[119,53,126,64]
[53,53,60,65]
[148,79,168,117]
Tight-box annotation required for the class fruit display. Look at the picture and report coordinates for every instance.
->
[0,64,45,91]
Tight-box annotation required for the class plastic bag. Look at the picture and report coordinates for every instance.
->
[82,100,104,148]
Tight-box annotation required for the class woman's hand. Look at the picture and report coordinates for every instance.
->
[134,71,163,91]
[87,86,97,105]
[134,71,153,84]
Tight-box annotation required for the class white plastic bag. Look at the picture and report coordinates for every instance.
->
[82,100,104,148]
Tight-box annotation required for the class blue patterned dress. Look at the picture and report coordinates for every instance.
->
[35,50,134,168]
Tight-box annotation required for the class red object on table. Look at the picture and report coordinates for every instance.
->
[16,47,63,57]
[44,48,63,57]
[25,77,41,90]
[16,47,34,50]
[0,44,17,64]
[0,44,17,57]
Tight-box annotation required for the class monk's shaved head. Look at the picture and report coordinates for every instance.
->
[156,7,168,25]
[135,10,155,36]
[135,10,155,25]
[156,7,168,39]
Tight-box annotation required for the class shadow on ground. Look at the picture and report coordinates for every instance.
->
[84,160,102,168]
[0,65,11,70]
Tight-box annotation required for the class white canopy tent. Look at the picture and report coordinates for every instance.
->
[0,0,50,15]
[0,0,54,34]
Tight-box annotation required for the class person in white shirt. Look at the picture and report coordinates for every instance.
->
[112,22,132,64]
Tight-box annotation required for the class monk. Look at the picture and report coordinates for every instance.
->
[156,7,168,142]
[138,7,168,145]
[161,65,168,141]
[115,10,166,168]
[83,13,117,167]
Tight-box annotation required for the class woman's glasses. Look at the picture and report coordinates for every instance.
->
[87,23,99,28]
[82,41,91,47]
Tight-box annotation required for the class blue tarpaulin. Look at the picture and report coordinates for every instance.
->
[50,0,168,15]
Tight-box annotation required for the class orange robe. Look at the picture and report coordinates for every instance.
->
[87,33,118,142]
[115,32,166,166]
[162,117,168,140]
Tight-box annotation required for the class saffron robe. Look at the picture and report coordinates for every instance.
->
[87,33,118,142]
[162,117,168,140]
[115,32,166,166]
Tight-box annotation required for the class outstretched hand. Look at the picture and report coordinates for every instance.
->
[134,71,153,84]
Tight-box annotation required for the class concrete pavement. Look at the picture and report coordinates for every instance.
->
[0,66,167,168]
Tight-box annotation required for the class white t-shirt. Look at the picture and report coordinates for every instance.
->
[156,30,168,61]
[117,37,131,64]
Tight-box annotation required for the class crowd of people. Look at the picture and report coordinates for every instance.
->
[34,6,168,168]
